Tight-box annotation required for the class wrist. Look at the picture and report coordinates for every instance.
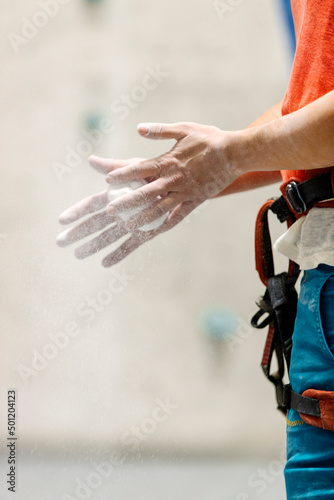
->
[225,119,284,175]
[223,128,258,177]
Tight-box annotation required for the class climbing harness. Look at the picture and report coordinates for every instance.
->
[251,171,334,431]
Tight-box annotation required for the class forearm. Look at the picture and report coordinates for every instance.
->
[215,100,283,196]
[247,100,282,128]
[229,90,334,176]
[103,93,334,240]
[217,170,281,196]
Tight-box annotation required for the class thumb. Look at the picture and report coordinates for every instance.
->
[137,122,187,141]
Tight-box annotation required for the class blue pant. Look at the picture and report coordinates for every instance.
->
[285,264,334,499]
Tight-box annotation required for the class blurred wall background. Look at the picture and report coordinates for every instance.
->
[1,0,291,459]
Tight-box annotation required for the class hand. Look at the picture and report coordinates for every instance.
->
[56,122,238,266]
[56,156,192,267]
[105,122,237,232]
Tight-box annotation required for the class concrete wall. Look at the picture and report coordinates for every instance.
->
[1,0,291,458]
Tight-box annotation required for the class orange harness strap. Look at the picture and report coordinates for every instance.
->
[300,389,334,432]
[254,199,275,287]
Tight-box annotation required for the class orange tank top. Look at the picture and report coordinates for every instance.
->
[281,0,334,184]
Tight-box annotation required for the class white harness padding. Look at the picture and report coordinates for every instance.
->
[274,207,334,270]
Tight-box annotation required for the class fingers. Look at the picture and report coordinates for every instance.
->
[137,122,189,141]
[75,224,129,259]
[101,203,189,267]
[106,178,167,213]
[56,211,117,247]
[58,191,109,225]
[106,156,167,184]
[124,193,182,231]
[89,155,145,175]
[102,231,153,267]
[168,199,198,223]
[71,199,195,267]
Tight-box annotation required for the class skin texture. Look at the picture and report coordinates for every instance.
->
[215,100,283,196]
[57,91,334,266]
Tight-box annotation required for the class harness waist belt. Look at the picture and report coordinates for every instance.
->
[271,172,334,222]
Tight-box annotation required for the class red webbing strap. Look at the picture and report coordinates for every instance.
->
[287,259,295,278]
[255,199,275,287]
[299,389,334,432]
[286,212,296,279]
[261,324,275,372]
[255,197,297,282]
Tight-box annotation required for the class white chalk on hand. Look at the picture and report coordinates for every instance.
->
[107,180,167,231]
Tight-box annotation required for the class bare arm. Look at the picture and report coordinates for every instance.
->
[58,91,334,266]
[229,90,334,174]
[215,101,283,196]
[103,90,334,234]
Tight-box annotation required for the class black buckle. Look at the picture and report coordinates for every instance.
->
[286,181,308,214]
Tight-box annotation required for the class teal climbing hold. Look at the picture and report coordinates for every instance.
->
[85,113,104,131]
[201,309,238,341]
